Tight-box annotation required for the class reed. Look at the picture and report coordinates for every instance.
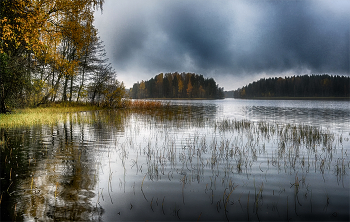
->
[124,100,167,109]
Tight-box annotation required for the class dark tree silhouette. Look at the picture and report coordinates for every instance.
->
[225,74,350,99]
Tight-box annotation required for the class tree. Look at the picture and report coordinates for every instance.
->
[177,76,184,97]
[155,73,163,98]
[0,0,106,112]
[187,79,193,98]
[138,81,146,98]
[77,37,107,102]
[89,63,114,105]
[131,82,140,99]
[199,85,205,97]
[101,79,126,108]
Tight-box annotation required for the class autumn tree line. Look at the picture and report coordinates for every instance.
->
[130,72,224,99]
[0,0,126,113]
[226,74,350,98]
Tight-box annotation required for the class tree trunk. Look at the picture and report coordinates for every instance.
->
[77,57,87,102]
[50,67,55,101]
[38,72,63,106]
[62,75,69,102]
[91,89,97,105]
[0,84,7,113]
[69,75,73,102]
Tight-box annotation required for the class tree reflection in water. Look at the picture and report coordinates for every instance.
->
[1,110,127,221]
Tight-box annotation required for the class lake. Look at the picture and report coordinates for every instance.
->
[1,99,349,221]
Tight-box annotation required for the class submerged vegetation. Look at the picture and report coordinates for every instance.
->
[105,111,349,221]
[1,106,349,221]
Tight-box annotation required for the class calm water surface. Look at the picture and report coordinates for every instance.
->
[1,99,349,221]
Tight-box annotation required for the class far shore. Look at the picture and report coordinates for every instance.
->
[230,97,350,101]
[136,97,350,101]
[138,98,222,100]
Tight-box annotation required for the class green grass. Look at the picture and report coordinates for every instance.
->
[0,103,102,128]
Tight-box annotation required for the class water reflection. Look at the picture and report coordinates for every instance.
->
[1,101,349,221]
[0,111,129,221]
[93,113,349,221]
[245,105,350,128]
[1,105,215,221]
[218,99,350,131]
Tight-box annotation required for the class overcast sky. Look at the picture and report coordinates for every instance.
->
[93,0,350,91]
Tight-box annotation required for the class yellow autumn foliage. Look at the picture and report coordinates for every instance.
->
[1,0,103,71]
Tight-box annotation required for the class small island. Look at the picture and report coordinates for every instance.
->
[130,72,224,99]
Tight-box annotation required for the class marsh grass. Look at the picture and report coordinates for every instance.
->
[125,100,167,109]
[123,112,349,220]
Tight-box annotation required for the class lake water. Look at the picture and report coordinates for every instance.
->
[1,99,349,221]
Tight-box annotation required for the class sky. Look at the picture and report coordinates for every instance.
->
[93,0,350,91]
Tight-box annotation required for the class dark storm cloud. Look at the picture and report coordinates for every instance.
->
[259,1,349,73]
[94,0,350,89]
[157,1,234,69]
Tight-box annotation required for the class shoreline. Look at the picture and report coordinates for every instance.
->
[228,97,350,101]
[133,98,223,100]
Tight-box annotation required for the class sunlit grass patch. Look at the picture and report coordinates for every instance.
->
[0,102,102,128]
[0,100,172,128]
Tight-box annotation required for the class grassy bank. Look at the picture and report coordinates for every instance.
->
[0,100,169,128]
[0,103,102,128]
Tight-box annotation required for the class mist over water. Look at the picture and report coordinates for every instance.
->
[1,99,349,221]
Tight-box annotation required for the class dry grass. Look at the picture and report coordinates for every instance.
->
[124,100,168,109]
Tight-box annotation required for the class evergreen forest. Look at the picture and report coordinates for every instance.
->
[226,74,350,99]
[0,0,126,113]
[130,72,224,99]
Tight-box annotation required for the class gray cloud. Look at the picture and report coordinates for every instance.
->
[94,0,350,90]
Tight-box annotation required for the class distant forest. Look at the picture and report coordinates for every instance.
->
[130,72,224,99]
[226,74,350,98]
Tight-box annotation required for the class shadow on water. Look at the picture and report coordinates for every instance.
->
[1,103,349,221]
